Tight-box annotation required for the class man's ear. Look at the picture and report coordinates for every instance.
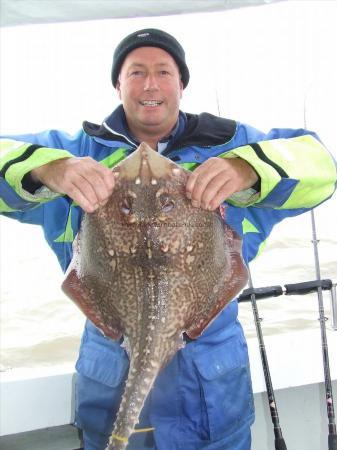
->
[179,79,183,99]
[116,79,122,99]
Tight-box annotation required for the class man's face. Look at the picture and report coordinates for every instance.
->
[116,47,183,138]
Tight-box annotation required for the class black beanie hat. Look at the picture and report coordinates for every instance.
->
[112,28,190,88]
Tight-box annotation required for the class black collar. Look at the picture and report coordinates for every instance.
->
[83,106,236,149]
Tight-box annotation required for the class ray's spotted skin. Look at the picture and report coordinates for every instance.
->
[62,143,248,450]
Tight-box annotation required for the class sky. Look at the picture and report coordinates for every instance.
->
[0,1,336,360]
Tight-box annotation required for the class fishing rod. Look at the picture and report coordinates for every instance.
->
[239,273,336,450]
[241,216,337,450]
[303,87,337,449]
[309,209,337,449]
[245,267,287,450]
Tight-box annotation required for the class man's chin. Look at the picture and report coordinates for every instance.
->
[139,118,166,129]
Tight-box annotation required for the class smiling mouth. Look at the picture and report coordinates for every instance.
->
[140,100,163,106]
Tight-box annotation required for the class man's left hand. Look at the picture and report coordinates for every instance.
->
[185,157,259,211]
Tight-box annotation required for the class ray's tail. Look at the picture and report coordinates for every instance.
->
[106,358,159,450]
[104,328,180,450]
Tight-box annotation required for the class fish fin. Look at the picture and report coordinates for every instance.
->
[185,224,248,339]
[62,268,123,340]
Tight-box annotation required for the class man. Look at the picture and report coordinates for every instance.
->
[0,29,336,450]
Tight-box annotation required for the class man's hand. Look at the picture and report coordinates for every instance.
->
[185,157,259,211]
[31,157,115,213]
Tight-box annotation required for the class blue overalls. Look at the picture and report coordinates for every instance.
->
[76,303,253,450]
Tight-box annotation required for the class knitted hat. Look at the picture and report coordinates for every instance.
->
[112,28,190,88]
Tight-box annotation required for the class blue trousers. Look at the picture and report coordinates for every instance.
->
[74,301,254,450]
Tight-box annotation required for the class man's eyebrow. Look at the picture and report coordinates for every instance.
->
[128,62,173,68]
[128,63,145,68]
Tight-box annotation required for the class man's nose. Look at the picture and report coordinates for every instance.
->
[144,74,159,91]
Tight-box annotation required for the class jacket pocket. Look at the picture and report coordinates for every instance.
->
[75,326,129,388]
[193,337,254,441]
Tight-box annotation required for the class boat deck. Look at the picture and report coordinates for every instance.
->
[0,425,81,450]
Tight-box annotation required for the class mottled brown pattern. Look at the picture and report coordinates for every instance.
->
[62,143,248,450]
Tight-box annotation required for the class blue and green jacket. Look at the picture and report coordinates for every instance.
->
[1,105,336,274]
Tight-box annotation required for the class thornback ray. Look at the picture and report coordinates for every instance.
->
[62,142,248,450]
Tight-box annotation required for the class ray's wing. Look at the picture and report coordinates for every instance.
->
[62,266,124,340]
[185,221,248,339]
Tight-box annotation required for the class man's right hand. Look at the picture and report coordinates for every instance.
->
[30,157,116,213]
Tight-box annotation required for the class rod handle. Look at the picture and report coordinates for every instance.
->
[284,279,332,295]
[275,437,287,450]
[329,433,337,450]
[238,285,283,302]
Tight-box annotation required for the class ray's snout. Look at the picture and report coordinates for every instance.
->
[113,142,182,185]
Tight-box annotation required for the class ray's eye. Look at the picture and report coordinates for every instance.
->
[120,196,133,215]
[159,194,175,213]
